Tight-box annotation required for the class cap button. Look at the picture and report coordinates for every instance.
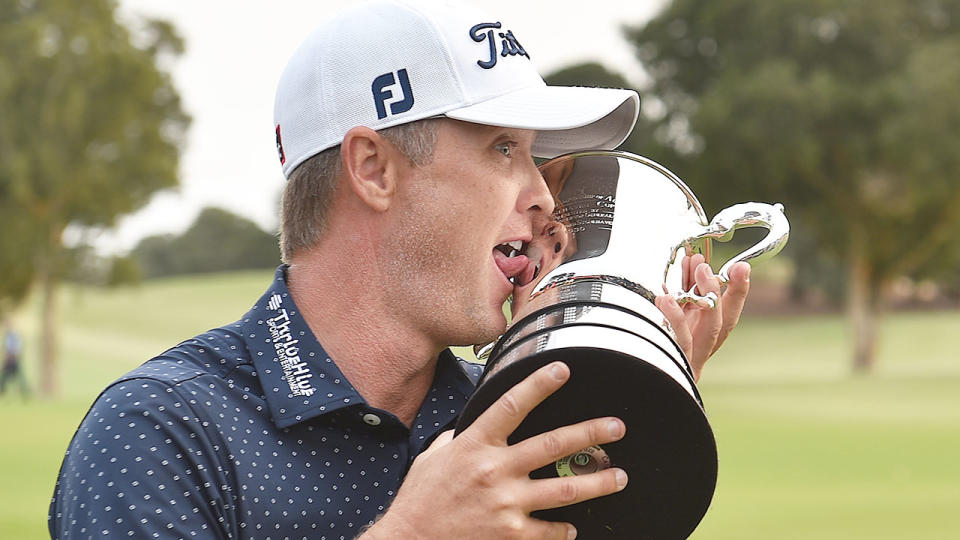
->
[362,413,381,426]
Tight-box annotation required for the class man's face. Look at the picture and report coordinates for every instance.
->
[385,119,553,349]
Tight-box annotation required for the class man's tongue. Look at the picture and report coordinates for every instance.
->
[493,249,529,283]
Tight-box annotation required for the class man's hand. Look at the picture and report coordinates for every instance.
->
[655,255,751,382]
[362,362,627,540]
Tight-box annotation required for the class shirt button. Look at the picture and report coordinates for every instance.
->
[362,413,381,426]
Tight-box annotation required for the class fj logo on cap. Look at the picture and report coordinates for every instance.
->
[371,69,414,120]
[469,22,530,69]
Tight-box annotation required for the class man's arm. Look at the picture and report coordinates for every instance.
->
[361,361,626,540]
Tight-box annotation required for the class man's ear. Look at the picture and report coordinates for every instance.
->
[340,126,399,213]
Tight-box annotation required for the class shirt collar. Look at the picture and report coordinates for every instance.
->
[241,266,476,430]
[241,266,362,428]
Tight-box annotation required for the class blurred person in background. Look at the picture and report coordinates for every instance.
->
[1,320,28,398]
[48,1,751,538]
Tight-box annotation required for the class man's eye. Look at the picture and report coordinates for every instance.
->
[495,143,512,157]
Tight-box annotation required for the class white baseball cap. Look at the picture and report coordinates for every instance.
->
[274,0,640,178]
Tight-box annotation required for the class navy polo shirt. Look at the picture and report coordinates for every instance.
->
[49,266,483,539]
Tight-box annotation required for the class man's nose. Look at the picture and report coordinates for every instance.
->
[517,163,556,216]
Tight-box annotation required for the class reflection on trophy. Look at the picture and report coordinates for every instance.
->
[455,151,790,539]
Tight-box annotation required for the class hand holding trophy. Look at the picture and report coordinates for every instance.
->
[456,151,789,539]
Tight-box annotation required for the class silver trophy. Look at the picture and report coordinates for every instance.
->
[454,151,789,539]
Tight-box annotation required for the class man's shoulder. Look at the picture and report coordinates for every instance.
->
[73,322,261,439]
[113,321,253,391]
[50,322,262,539]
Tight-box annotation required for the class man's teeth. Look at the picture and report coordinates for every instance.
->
[497,240,524,258]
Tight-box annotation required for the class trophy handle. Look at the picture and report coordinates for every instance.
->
[474,340,496,362]
[675,202,790,308]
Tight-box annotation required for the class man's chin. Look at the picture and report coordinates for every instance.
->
[466,311,507,347]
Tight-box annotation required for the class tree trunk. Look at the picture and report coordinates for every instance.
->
[37,245,59,397]
[848,251,879,373]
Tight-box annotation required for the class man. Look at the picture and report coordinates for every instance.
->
[1,320,28,398]
[49,1,750,538]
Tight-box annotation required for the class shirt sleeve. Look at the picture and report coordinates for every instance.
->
[49,377,238,539]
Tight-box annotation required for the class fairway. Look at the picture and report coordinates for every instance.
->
[2,271,958,539]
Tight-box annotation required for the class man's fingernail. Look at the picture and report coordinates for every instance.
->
[615,469,628,489]
[550,363,565,381]
[567,524,578,540]
[607,419,623,438]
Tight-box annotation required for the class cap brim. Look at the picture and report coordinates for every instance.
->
[444,86,639,158]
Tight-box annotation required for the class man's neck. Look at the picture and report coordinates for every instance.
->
[285,253,441,427]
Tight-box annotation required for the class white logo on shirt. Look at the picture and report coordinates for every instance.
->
[267,307,316,397]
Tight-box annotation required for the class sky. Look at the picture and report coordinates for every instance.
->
[91,0,665,254]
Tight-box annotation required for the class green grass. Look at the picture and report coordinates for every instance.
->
[691,313,960,540]
[2,271,958,538]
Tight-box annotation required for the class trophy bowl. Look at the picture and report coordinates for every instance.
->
[454,151,789,539]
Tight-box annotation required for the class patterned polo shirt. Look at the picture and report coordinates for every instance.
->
[49,266,483,539]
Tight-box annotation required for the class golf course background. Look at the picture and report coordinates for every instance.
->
[1,269,957,539]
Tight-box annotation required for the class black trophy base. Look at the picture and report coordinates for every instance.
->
[454,345,717,540]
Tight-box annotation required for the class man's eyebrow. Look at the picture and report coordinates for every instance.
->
[491,129,534,144]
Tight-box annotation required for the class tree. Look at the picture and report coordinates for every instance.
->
[0,200,36,315]
[106,255,142,287]
[130,233,179,278]
[0,0,189,395]
[623,0,960,371]
[132,207,280,278]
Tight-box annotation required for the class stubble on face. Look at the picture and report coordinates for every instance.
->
[388,204,504,349]
[382,122,515,350]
